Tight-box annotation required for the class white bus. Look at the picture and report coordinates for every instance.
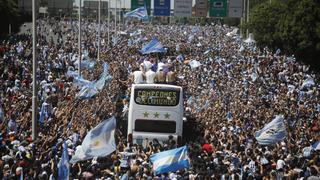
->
[127,84,184,146]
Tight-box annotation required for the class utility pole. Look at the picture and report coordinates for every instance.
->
[246,0,250,38]
[119,0,121,32]
[240,0,246,38]
[78,0,82,76]
[9,24,11,35]
[115,0,117,35]
[107,0,110,47]
[98,0,101,61]
[32,0,38,140]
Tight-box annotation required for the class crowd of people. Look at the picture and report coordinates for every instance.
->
[0,17,319,179]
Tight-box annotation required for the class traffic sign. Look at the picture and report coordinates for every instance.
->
[154,0,171,16]
[209,0,227,17]
[174,0,192,17]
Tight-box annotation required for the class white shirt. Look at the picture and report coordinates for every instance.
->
[145,70,156,84]
[276,159,285,170]
[133,71,144,84]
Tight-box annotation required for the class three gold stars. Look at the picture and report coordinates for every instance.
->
[142,112,171,119]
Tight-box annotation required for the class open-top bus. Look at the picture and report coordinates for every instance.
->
[127,84,183,146]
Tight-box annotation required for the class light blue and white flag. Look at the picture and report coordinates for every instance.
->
[58,142,69,180]
[74,63,112,99]
[227,112,233,121]
[191,26,200,34]
[150,145,190,175]
[66,68,78,78]
[76,84,98,99]
[94,63,112,91]
[139,37,166,54]
[187,96,193,106]
[255,115,286,145]
[73,75,93,88]
[203,100,210,109]
[176,54,184,62]
[0,107,4,122]
[189,60,201,69]
[74,59,96,70]
[70,116,117,164]
[187,35,194,43]
[39,102,49,124]
[204,49,211,55]
[301,77,315,90]
[124,6,148,20]
[251,72,258,82]
[312,141,320,150]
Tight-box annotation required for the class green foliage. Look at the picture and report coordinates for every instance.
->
[247,0,287,49]
[247,0,320,71]
[0,0,20,37]
[223,17,240,27]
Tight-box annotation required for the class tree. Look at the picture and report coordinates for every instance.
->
[0,0,20,37]
[280,0,320,71]
[247,1,287,50]
[247,0,320,71]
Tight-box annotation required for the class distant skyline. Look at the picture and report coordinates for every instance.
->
[74,0,196,9]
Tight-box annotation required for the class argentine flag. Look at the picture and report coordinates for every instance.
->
[255,115,287,145]
[70,117,117,163]
[124,6,148,20]
[58,142,69,180]
[150,145,190,175]
[139,37,166,54]
[189,60,201,69]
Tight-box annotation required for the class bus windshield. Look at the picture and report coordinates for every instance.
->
[134,88,180,106]
[135,119,176,133]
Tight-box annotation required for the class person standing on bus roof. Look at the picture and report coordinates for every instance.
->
[130,63,145,84]
[155,66,166,84]
[166,67,177,85]
[145,65,156,84]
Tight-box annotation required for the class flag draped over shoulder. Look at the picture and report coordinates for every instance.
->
[255,115,287,145]
[58,142,69,180]
[124,6,148,20]
[139,37,166,54]
[150,145,190,175]
[70,116,117,164]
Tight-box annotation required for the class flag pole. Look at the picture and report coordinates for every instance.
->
[78,0,82,76]
[32,0,38,140]
[98,0,101,61]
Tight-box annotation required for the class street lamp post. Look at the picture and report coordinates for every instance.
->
[246,0,250,38]
[98,0,101,61]
[78,0,82,76]
[32,0,38,140]
[115,0,117,35]
[107,0,110,47]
